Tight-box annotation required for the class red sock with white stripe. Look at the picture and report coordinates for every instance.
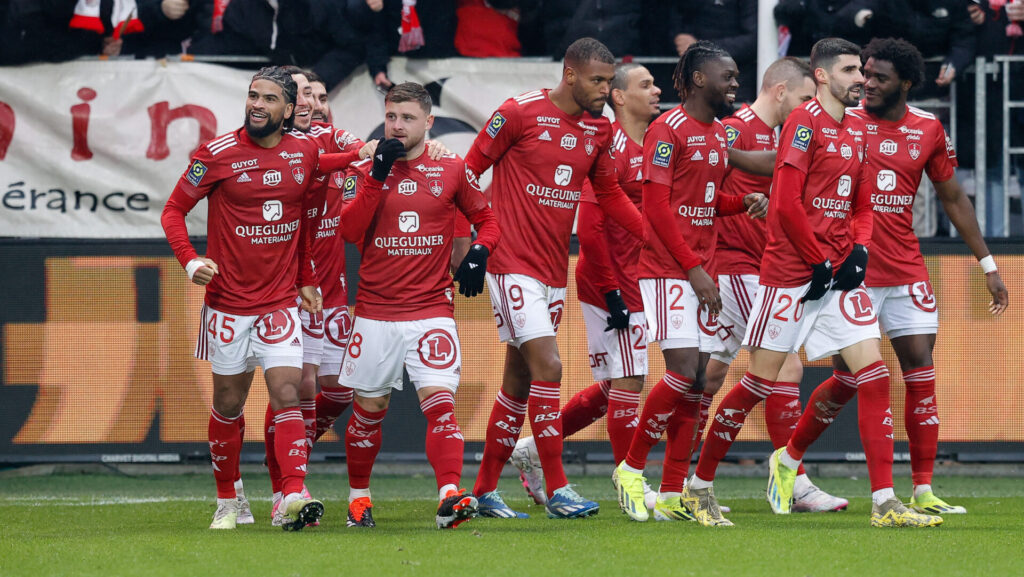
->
[301,400,316,450]
[473,390,528,495]
[421,391,463,490]
[660,390,703,493]
[785,371,858,461]
[690,392,714,456]
[623,371,693,471]
[209,408,242,498]
[345,403,387,491]
[529,380,568,497]
[561,380,610,437]
[606,388,641,464]
[903,365,938,487]
[263,403,282,494]
[693,373,772,483]
[855,361,894,494]
[273,407,309,496]
[234,413,245,485]
[764,381,807,476]
[314,385,354,442]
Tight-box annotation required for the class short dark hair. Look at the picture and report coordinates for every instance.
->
[564,37,615,66]
[385,82,432,114]
[761,57,813,92]
[810,38,861,73]
[861,37,925,89]
[303,69,325,88]
[672,40,731,100]
[611,63,642,94]
[250,66,297,130]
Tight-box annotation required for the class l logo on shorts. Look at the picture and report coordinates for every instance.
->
[256,309,296,344]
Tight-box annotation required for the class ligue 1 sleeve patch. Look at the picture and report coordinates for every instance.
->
[725,125,740,148]
[343,175,358,200]
[486,112,507,138]
[792,125,813,152]
[186,160,208,186]
[652,141,673,167]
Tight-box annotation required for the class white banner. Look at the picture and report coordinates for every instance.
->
[0,58,562,238]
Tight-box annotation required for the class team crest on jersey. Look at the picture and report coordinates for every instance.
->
[725,126,739,147]
[292,167,305,185]
[585,138,595,155]
[792,125,813,152]
[186,160,208,186]
[429,179,443,197]
[653,141,673,167]
[487,112,507,138]
[908,142,922,160]
[264,170,282,186]
[333,171,344,189]
[343,175,357,200]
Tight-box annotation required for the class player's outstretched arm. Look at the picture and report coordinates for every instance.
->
[316,150,363,176]
[934,177,1008,315]
[728,149,776,177]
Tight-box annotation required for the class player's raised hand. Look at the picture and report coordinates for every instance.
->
[187,257,219,286]
[744,192,768,219]
[688,265,722,315]
[359,139,378,160]
[454,244,489,297]
[801,259,833,302]
[425,139,450,161]
[986,271,1008,316]
[371,138,406,182]
[603,289,631,331]
[831,244,867,291]
[298,285,323,314]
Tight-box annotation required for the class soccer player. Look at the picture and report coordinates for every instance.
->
[161,66,325,531]
[612,41,766,523]
[687,57,849,524]
[754,38,941,528]
[337,82,500,530]
[464,37,649,519]
[844,37,1008,514]
[508,63,662,511]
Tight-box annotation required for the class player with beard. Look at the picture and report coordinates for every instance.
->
[612,41,767,523]
[161,66,325,531]
[842,38,1007,515]
[755,38,941,528]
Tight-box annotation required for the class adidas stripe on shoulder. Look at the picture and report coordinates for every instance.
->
[514,90,545,105]
[206,133,238,156]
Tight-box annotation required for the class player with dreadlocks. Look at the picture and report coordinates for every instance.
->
[612,41,768,523]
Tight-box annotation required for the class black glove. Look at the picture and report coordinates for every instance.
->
[454,244,489,297]
[800,259,833,303]
[371,138,406,182]
[832,244,868,291]
[603,289,630,331]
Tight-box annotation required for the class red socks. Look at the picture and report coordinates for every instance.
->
[234,413,245,485]
[624,371,693,470]
[607,388,641,464]
[209,408,242,498]
[690,392,714,456]
[273,407,309,495]
[529,381,568,497]
[345,403,387,490]
[856,361,894,492]
[694,373,772,482]
[263,404,282,494]
[421,391,464,490]
[300,400,316,448]
[903,366,938,486]
[473,390,527,495]
[764,381,806,475]
[314,385,354,442]
[561,381,611,437]
[660,390,703,493]
[786,371,858,460]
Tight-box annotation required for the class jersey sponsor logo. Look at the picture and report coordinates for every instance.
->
[908,142,922,160]
[792,125,812,152]
[538,130,552,141]
[708,149,720,166]
[585,137,595,156]
[756,133,773,145]
[186,160,208,186]
[263,200,283,222]
[821,127,838,138]
[292,166,305,185]
[839,287,876,326]
[880,139,898,156]
[343,175,357,200]
[836,174,852,197]
[899,125,924,140]
[866,123,878,133]
[398,179,417,195]
[536,115,561,127]
[335,130,358,150]
[429,179,443,197]
[876,169,897,192]
[263,170,282,186]
[653,141,673,167]
[398,210,420,233]
[704,181,715,202]
[687,135,706,145]
[236,172,251,183]
[725,126,739,147]
[486,112,507,138]
[560,133,577,150]
[577,121,598,135]
[465,166,483,191]
[840,143,853,160]
[279,151,304,160]
[554,164,573,186]
[231,159,259,172]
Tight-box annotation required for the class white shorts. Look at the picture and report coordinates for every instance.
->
[299,309,325,366]
[742,283,881,361]
[487,272,566,348]
[319,306,353,376]
[195,305,304,375]
[338,316,461,398]
[867,282,939,338]
[580,302,649,380]
[639,278,718,352]
[705,274,760,363]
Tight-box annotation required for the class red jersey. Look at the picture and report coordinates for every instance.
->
[639,106,732,280]
[761,99,871,288]
[576,121,645,311]
[162,128,320,315]
[341,153,500,321]
[465,89,633,288]
[851,106,957,287]
[715,105,775,276]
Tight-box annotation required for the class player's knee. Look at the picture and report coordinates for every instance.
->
[355,393,389,412]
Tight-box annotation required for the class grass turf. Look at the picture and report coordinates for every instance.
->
[1,473,1021,577]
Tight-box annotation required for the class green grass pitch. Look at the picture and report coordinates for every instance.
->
[1,473,1021,577]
